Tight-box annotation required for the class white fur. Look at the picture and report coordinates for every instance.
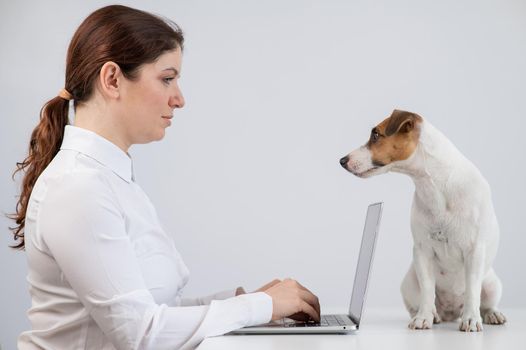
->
[345,119,506,332]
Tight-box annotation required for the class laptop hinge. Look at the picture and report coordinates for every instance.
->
[349,313,360,328]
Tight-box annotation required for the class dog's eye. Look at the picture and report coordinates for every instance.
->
[371,130,380,143]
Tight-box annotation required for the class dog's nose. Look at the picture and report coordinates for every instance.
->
[340,156,349,168]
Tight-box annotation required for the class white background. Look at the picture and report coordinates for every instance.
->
[1,0,525,348]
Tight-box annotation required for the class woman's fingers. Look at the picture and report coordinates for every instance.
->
[299,300,320,322]
[288,311,312,322]
[264,278,321,322]
[283,278,321,318]
[299,289,321,317]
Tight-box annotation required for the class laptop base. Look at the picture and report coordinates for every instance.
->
[230,314,358,334]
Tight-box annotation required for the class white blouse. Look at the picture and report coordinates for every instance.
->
[18,125,272,350]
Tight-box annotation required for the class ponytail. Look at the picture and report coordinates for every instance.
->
[9,96,70,249]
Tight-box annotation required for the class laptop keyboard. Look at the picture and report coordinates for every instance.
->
[283,314,352,327]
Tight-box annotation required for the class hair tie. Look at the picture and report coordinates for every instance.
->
[58,88,73,101]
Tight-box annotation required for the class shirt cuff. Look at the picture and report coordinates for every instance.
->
[237,292,273,326]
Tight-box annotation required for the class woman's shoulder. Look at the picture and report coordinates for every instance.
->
[48,147,109,174]
[36,151,117,206]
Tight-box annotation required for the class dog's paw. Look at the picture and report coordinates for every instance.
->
[408,313,434,330]
[459,315,483,332]
[433,309,442,324]
[482,309,507,325]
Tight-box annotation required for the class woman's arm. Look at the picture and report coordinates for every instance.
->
[177,289,237,306]
[41,170,272,350]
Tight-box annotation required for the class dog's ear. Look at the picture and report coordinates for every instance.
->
[385,110,421,136]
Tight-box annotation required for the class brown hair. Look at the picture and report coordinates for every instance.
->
[9,5,184,249]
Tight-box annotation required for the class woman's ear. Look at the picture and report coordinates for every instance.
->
[98,61,122,99]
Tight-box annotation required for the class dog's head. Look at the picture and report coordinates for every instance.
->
[340,109,423,178]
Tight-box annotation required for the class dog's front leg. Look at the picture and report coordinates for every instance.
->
[408,244,437,330]
[460,244,485,332]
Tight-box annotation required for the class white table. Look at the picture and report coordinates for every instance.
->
[198,308,525,350]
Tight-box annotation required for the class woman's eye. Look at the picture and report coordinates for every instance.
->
[163,77,175,84]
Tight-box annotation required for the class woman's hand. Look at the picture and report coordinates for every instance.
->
[263,278,321,322]
[254,279,281,293]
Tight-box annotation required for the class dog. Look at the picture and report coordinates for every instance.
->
[340,109,506,332]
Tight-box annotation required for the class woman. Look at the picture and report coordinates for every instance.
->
[11,5,320,350]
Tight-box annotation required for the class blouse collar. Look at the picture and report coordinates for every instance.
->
[60,125,134,183]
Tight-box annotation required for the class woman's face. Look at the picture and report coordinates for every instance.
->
[118,47,185,145]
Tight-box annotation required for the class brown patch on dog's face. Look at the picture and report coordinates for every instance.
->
[366,110,423,166]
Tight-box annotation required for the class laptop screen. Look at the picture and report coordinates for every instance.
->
[348,202,383,326]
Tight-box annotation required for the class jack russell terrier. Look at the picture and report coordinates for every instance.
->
[340,110,506,332]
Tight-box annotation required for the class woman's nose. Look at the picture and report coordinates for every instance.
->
[170,89,185,109]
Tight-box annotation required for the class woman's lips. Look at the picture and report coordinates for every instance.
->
[162,116,172,126]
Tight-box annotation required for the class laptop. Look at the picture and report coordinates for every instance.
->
[231,202,383,334]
